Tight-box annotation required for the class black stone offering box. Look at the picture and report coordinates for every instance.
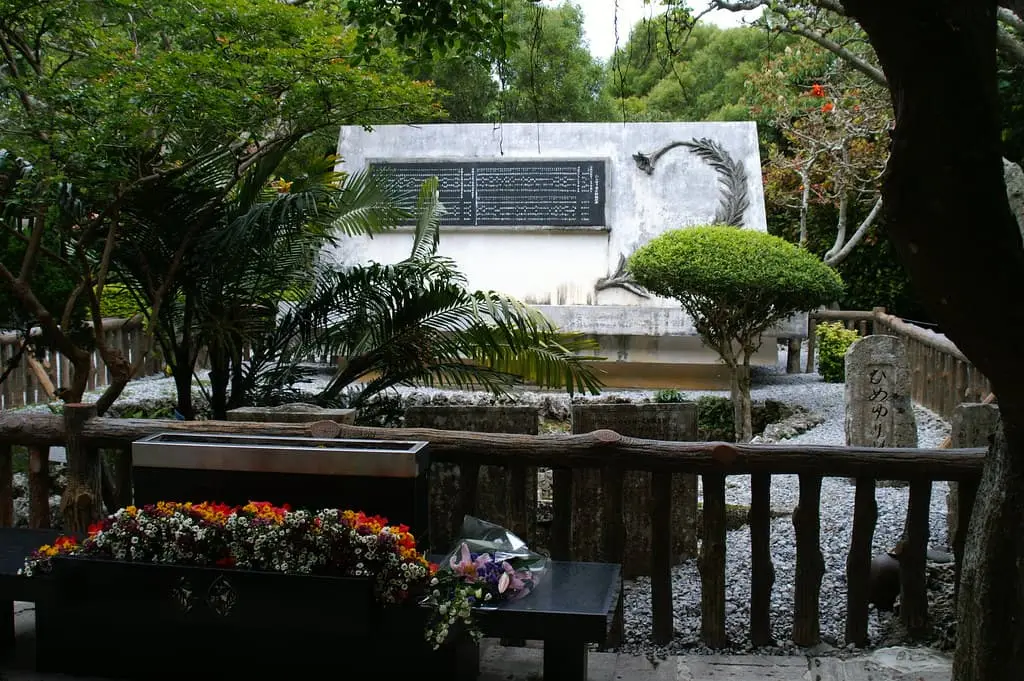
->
[131,433,430,548]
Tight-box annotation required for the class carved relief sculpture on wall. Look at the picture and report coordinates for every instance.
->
[597,137,750,298]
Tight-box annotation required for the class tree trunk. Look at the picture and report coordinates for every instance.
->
[839,2,1024,678]
[228,334,245,410]
[208,339,229,421]
[59,403,103,533]
[172,345,195,420]
[729,359,753,443]
[953,410,1024,681]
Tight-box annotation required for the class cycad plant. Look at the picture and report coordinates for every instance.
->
[240,177,604,413]
[114,147,406,419]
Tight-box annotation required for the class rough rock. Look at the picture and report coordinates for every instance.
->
[807,646,951,681]
[1003,157,1024,239]
[844,335,917,450]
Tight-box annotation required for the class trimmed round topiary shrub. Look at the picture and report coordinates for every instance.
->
[630,225,843,441]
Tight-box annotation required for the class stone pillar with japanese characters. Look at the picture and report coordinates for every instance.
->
[844,335,918,454]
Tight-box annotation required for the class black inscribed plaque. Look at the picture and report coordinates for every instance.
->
[370,160,606,227]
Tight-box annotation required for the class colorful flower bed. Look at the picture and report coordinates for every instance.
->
[21,501,543,649]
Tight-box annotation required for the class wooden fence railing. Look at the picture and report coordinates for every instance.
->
[0,412,985,649]
[807,308,991,419]
[0,317,163,411]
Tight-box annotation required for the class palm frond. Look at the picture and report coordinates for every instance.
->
[331,169,410,237]
[407,176,444,261]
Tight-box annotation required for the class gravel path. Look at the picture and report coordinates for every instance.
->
[615,370,952,658]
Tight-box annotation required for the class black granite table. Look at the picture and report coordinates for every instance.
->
[434,557,623,681]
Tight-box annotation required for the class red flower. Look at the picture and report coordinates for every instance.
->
[821,102,834,113]
[810,83,825,97]
[54,536,78,550]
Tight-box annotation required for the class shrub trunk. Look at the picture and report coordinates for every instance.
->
[729,362,753,443]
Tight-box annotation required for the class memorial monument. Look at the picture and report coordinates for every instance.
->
[331,122,805,388]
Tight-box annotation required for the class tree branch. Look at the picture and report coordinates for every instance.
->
[0,31,35,115]
[996,24,1024,64]
[824,195,883,266]
[17,212,47,283]
[783,23,887,86]
[0,259,88,365]
[998,7,1024,34]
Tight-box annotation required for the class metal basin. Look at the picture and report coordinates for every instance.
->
[131,432,428,479]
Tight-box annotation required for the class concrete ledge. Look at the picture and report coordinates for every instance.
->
[389,224,612,234]
[226,404,355,425]
[534,305,809,338]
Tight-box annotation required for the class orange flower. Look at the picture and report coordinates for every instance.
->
[821,102,834,113]
[810,83,825,97]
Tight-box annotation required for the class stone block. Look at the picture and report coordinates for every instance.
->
[570,403,699,577]
[403,406,538,554]
[225,403,355,424]
[844,335,917,451]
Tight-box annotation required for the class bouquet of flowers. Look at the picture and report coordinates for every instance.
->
[422,515,549,649]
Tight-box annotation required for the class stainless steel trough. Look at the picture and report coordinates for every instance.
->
[131,432,428,478]
[129,433,433,546]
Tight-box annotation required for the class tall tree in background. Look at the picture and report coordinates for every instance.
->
[718,0,1024,677]
[0,0,438,530]
[498,0,614,122]
[408,0,613,124]
[606,21,791,121]
[745,43,890,265]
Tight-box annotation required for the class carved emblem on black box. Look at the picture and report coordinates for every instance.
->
[170,576,195,613]
[206,575,238,616]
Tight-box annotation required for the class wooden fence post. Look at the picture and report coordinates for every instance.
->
[792,474,824,646]
[805,316,818,374]
[28,445,50,528]
[0,443,12,527]
[949,403,1000,598]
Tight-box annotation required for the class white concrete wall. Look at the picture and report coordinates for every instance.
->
[333,122,768,308]
[331,122,804,374]
[350,227,610,306]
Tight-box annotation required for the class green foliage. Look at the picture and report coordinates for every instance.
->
[114,152,408,418]
[629,226,844,359]
[344,0,540,64]
[234,177,604,412]
[815,321,860,383]
[498,1,614,123]
[98,284,148,320]
[999,55,1024,165]
[406,0,612,124]
[697,396,734,441]
[767,204,933,322]
[3,1,438,192]
[653,388,686,403]
[0,0,439,407]
[606,23,796,122]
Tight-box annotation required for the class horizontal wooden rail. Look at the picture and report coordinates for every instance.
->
[0,315,159,409]
[0,404,992,653]
[808,310,877,323]
[807,308,990,417]
[0,413,987,480]
[0,316,145,345]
